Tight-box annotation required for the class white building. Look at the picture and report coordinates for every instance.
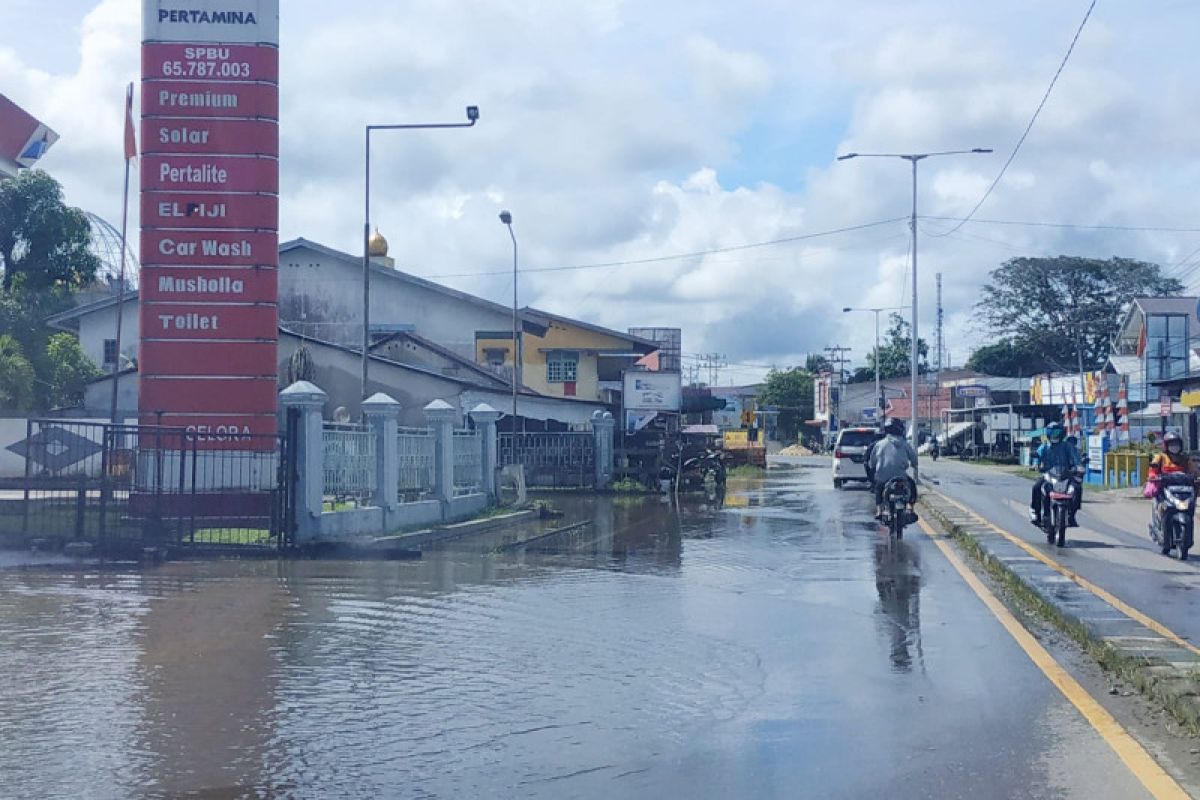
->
[48,237,617,427]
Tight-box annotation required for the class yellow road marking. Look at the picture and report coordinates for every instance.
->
[926,487,1200,658]
[916,516,1192,799]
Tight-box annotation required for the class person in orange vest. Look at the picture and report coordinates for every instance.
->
[1148,432,1199,481]
[1147,431,1200,534]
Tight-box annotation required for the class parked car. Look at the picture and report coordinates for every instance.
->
[832,426,881,489]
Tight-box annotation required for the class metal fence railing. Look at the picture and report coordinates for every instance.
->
[16,420,294,552]
[322,423,376,505]
[397,426,436,502]
[499,431,595,488]
[452,429,483,495]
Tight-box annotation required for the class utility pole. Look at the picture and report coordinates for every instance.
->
[824,345,852,430]
[698,353,727,387]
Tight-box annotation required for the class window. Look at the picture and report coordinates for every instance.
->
[837,430,877,447]
[103,339,118,366]
[484,347,508,367]
[1146,313,1189,382]
[547,351,578,383]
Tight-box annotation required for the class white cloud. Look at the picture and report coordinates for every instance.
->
[3,0,1200,384]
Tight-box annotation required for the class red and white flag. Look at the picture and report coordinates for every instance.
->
[123,82,136,161]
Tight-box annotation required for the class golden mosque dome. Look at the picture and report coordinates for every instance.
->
[368,228,389,257]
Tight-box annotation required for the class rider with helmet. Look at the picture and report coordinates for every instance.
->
[1147,432,1200,534]
[869,417,918,519]
[1029,421,1082,528]
[1148,432,1198,481]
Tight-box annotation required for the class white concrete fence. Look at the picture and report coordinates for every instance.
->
[279,381,507,545]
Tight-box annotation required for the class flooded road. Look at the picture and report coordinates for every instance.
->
[0,458,1175,798]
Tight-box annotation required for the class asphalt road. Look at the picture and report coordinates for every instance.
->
[1,457,1194,798]
[781,457,1182,799]
[922,457,1200,651]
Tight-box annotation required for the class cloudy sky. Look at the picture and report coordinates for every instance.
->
[3,0,1200,384]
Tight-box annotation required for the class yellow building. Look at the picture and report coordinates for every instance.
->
[475,308,658,403]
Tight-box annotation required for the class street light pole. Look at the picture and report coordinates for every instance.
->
[500,211,518,436]
[837,147,992,466]
[909,156,919,452]
[361,106,479,403]
[843,305,907,424]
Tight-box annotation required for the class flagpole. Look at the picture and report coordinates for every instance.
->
[109,82,134,424]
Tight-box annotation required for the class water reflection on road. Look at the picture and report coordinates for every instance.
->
[0,458,939,798]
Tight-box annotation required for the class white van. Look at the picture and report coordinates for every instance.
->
[832,426,880,489]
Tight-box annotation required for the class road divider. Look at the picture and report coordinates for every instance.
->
[917,486,1200,740]
[916,514,1191,800]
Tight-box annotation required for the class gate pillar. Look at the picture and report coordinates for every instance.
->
[592,410,615,488]
[280,381,327,545]
[470,403,503,499]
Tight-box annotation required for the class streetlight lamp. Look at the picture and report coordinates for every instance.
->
[499,210,519,436]
[361,106,479,402]
[836,147,991,460]
[843,305,908,424]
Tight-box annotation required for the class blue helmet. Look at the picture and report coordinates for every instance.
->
[1046,422,1065,443]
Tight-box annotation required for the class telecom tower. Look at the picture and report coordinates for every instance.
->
[935,272,944,374]
[935,272,944,436]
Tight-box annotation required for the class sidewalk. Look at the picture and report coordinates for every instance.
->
[918,484,1200,733]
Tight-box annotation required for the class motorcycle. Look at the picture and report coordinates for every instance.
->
[1039,465,1081,547]
[1149,472,1196,561]
[930,444,940,462]
[880,477,917,539]
[661,443,727,491]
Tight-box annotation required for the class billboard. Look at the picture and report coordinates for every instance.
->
[623,371,682,411]
[0,93,59,177]
[140,0,280,450]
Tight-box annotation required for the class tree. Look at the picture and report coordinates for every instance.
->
[863,313,929,379]
[44,333,100,409]
[804,353,831,374]
[759,367,814,441]
[0,335,35,411]
[965,337,1051,377]
[0,169,99,291]
[0,170,103,411]
[976,256,1183,372]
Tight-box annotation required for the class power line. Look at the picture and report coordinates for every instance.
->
[922,215,1200,234]
[930,0,1097,238]
[422,217,908,278]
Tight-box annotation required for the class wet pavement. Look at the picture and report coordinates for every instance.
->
[924,458,1200,649]
[0,457,1180,798]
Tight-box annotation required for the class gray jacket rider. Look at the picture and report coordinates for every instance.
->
[870,433,918,485]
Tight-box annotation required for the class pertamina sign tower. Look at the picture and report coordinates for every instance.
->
[139,1,280,449]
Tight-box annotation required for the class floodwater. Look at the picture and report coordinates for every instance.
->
[0,460,1155,798]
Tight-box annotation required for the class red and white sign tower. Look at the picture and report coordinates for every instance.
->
[140,1,280,449]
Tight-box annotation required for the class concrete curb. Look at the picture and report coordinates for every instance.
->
[369,509,539,552]
[917,490,1200,733]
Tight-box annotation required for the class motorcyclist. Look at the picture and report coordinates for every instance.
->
[1029,422,1081,528]
[1147,432,1200,531]
[930,436,941,459]
[870,417,918,520]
